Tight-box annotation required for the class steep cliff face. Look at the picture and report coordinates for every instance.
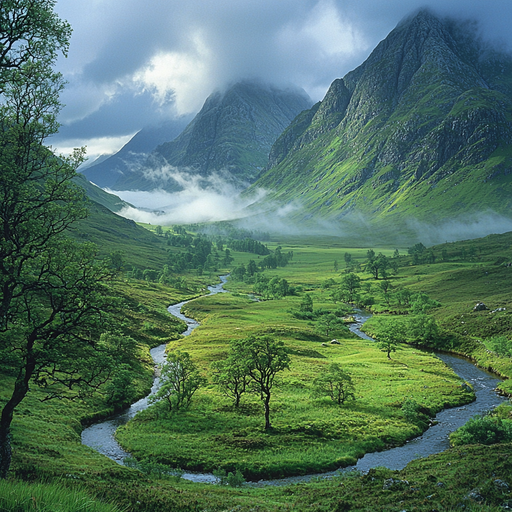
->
[255,10,512,224]
[113,81,312,192]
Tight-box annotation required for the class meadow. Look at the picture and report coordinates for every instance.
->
[2,230,512,510]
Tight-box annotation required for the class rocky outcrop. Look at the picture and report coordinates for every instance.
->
[254,9,512,224]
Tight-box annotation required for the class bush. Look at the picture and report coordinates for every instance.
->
[450,414,512,446]
[212,467,245,487]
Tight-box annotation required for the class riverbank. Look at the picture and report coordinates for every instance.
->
[113,289,480,481]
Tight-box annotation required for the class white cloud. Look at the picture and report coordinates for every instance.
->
[107,169,267,225]
[53,133,136,162]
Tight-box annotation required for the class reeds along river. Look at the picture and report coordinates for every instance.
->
[81,278,507,485]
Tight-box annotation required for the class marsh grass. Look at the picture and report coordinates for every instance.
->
[0,480,122,512]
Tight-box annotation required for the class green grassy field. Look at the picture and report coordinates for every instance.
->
[2,231,512,510]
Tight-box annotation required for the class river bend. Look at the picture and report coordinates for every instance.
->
[82,280,507,485]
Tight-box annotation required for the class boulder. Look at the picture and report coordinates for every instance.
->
[473,302,487,311]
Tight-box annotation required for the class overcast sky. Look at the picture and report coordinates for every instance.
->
[52,0,512,161]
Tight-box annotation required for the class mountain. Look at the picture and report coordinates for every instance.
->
[252,10,512,226]
[73,173,133,213]
[80,117,192,189]
[112,80,313,192]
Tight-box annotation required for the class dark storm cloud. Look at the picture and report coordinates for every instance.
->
[53,0,512,156]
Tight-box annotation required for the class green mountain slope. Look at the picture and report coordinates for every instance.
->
[253,10,512,226]
[73,173,133,213]
[114,80,312,192]
[70,200,168,270]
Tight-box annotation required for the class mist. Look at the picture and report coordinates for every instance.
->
[109,170,266,225]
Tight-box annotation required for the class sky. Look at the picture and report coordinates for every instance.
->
[51,0,512,163]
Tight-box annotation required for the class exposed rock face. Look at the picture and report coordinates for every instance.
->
[113,81,312,192]
[254,9,512,224]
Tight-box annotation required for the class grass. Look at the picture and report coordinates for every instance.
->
[2,231,512,510]
[0,480,122,512]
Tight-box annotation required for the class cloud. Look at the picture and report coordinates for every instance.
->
[53,0,512,156]
[108,169,267,225]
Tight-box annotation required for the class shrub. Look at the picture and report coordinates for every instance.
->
[450,414,512,446]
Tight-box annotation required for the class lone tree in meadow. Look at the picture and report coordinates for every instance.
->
[150,352,206,412]
[230,336,290,430]
[211,356,248,408]
[312,363,355,405]
[374,320,406,359]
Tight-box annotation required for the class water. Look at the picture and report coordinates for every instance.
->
[81,275,229,466]
[82,287,507,484]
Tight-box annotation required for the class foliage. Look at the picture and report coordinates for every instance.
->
[407,315,440,347]
[0,479,121,512]
[450,414,512,446]
[124,457,184,482]
[315,314,349,337]
[211,356,247,407]
[374,319,406,359]
[230,335,290,429]
[149,352,206,412]
[311,364,355,405]
[484,336,512,357]
[212,467,246,487]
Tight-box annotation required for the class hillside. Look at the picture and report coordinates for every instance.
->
[80,116,192,189]
[252,10,512,227]
[113,80,312,192]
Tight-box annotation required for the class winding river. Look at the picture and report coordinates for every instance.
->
[82,278,507,485]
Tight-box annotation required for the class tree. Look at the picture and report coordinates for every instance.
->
[375,321,406,359]
[299,293,313,313]
[366,253,389,280]
[407,315,440,347]
[333,260,339,272]
[339,273,361,302]
[315,313,348,337]
[211,356,247,407]
[344,253,352,266]
[231,336,290,430]
[150,352,206,412]
[312,364,355,405]
[0,0,125,478]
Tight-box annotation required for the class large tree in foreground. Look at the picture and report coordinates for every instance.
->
[0,0,121,478]
[231,335,290,430]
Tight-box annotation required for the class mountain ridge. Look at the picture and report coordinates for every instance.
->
[252,9,512,226]
[113,80,313,192]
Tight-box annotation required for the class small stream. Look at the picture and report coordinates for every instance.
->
[82,281,508,485]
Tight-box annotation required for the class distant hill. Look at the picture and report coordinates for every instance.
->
[112,80,313,192]
[80,117,192,189]
[251,9,512,227]
[73,173,133,213]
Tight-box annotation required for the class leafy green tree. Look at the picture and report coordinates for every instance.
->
[155,225,163,235]
[311,363,355,405]
[339,272,361,302]
[230,336,290,430]
[315,314,348,337]
[299,293,314,313]
[374,320,406,359]
[211,357,247,407]
[407,315,440,347]
[366,253,389,280]
[150,352,206,412]
[333,260,339,272]
[0,0,126,479]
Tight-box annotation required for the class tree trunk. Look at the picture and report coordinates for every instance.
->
[264,394,271,430]
[0,352,35,478]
